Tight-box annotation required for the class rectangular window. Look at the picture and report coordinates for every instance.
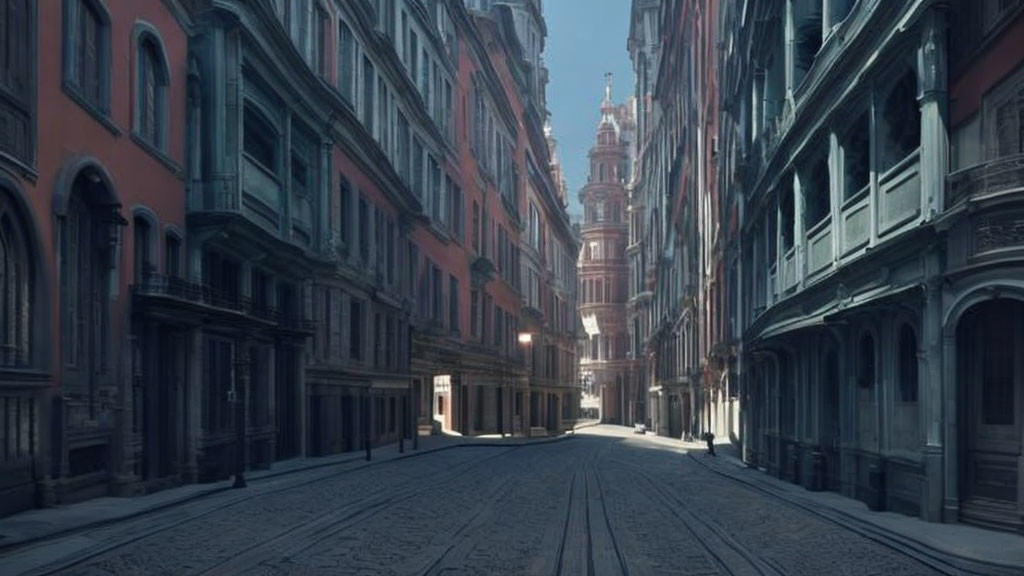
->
[338,20,354,101]
[358,195,369,262]
[408,242,418,303]
[374,312,382,367]
[429,156,441,220]
[409,30,419,81]
[373,207,383,274]
[65,0,108,109]
[493,304,503,348]
[349,300,362,360]
[421,50,430,106]
[444,79,453,141]
[449,275,459,334]
[386,217,396,286]
[397,112,410,184]
[165,234,180,278]
[295,0,309,54]
[451,184,464,242]
[401,11,409,65]
[363,57,375,134]
[470,288,479,338]
[243,106,277,172]
[472,200,480,252]
[378,77,388,148]
[0,0,33,164]
[432,266,442,322]
[386,316,395,368]
[314,5,327,75]
[412,136,424,199]
[338,179,351,253]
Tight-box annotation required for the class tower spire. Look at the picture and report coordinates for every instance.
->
[603,72,613,106]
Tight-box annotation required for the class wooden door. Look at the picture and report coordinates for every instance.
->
[965,301,1021,504]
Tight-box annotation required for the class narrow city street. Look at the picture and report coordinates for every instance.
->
[2,426,948,576]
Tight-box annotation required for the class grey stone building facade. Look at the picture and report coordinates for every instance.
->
[719,0,1024,531]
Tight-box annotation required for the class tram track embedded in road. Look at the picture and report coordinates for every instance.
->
[19,446,517,576]
[684,451,1017,576]
[626,462,784,576]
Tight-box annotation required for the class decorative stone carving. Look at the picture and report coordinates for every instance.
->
[975,217,1024,254]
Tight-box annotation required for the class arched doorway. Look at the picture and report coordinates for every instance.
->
[0,180,45,515]
[58,167,124,480]
[957,298,1023,530]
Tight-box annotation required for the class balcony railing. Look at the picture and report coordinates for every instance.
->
[132,274,313,331]
[782,248,797,291]
[947,153,1024,210]
[878,149,920,236]
[806,216,832,276]
[841,186,870,255]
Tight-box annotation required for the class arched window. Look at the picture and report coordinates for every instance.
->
[0,204,31,367]
[881,68,920,172]
[857,333,875,388]
[898,324,918,402]
[136,34,169,149]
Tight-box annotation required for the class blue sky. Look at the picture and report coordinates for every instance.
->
[544,0,634,217]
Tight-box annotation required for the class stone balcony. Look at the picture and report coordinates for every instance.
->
[947,153,1024,210]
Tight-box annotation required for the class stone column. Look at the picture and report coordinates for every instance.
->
[920,269,944,521]
[941,328,959,522]
[868,88,880,247]
[917,8,949,221]
[828,131,841,268]
[794,173,806,290]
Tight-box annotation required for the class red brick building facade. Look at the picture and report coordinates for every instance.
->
[0,0,577,517]
[578,78,639,426]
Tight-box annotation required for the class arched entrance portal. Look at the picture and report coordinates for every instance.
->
[57,166,124,481]
[957,298,1023,530]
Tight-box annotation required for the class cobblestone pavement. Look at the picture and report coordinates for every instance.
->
[7,428,945,576]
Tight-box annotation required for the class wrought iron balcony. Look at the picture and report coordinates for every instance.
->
[131,273,314,332]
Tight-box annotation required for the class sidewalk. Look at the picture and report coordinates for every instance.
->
[641,432,1024,575]
[0,432,573,556]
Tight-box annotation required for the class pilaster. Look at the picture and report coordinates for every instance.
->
[917,8,949,220]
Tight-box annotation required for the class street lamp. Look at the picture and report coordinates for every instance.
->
[518,333,534,437]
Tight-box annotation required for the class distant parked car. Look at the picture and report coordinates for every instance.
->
[634,422,647,435]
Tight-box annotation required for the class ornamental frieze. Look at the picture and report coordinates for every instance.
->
[975,215,1024,254]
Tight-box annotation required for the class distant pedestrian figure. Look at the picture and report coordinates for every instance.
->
[703,431,716,456]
